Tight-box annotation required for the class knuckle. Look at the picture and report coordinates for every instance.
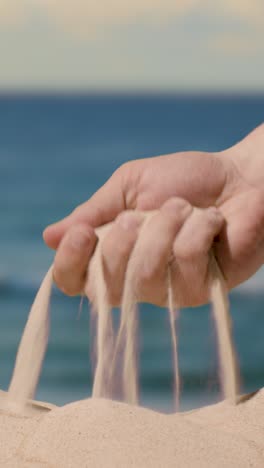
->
[118,161,132,174]
[114,161,133,184]
[206,208,223,228]
[72,204,83,217]
[67,225,93,253]
[139,263,154,283]
[161,197,192,218]
[118,160,140,176]
[102,221,138,261]
[116,211,142,232]
[116,211,130,223]
[115,160,141,209]
[138,257,160,283]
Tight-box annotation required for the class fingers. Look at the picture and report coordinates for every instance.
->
[53,224,97,296]
[54,211,144,300]
[129,200,224,306]
[130,198,193,305]
[100,211,145,305]
[52,195,224,308]
[43,166,129,250]
[171,206,224,306]
[173,207,224,260]
[215,189,264,289]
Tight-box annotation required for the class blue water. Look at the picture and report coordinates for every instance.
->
[0,93,264,412]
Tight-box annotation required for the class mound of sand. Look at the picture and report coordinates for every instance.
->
[0,390,56,467]
[0,387,263,467]
[185,387,264,448]
[1,213,262,467]
[18,396,264,468]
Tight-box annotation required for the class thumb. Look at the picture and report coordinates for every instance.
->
[43,167,129,250]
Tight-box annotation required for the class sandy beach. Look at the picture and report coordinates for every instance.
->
[0,388,263,467]
[0,214,262,467]
[1,92,264,467]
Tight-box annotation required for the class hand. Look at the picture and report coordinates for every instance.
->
[43,124,264,307]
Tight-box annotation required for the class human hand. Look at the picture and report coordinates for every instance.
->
[43,124,264,307]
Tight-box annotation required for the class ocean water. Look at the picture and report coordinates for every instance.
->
[0,93,263,412]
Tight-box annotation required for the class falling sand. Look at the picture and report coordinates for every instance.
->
[7,266,53,412]
[0,211,262,467]
[88,214,240,407]
[6,213,239,410]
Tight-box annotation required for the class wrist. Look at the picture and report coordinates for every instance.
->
[219,123,264,190]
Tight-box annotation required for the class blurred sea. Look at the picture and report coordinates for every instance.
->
[0,93,264,412]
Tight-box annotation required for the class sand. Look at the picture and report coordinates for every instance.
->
[90,213,239,405]
[167,267,180,411]
[90,239,114,400]
[87,212,239,404]
[7,266,53,410]
[0,392,263,467]
[210,255,240,403]
[0,390,56,467]
[1,211,263,466]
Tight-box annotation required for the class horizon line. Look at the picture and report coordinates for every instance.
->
[0,88,264,98]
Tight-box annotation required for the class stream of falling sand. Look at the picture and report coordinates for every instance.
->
[90,243,114,399]
[7,266,53,411]
[167,268,180,411]
[210,254,240,404]
[5,220,240,413]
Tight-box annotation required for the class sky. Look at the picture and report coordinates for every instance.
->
[0,0,263,92]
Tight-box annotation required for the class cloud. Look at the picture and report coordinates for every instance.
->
[42,0,198,24]
[0,0,263,91]
[221,0,264,26]
[0,0,199,33]
[211,33,263,57]
[0,0,27,26]
[0,0,263,37]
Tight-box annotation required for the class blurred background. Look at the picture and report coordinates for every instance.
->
[0,0,264,413]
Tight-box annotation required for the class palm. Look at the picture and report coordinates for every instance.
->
[216,181,264,290]
[127,149,264,292]
[127,151,226,211]
[44,125,264,304]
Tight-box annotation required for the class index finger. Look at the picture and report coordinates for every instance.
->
[43,169,127,250]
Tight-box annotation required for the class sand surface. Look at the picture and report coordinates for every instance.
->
[0,390,56,467]
[0,391,263,467]
[1,213,260,466]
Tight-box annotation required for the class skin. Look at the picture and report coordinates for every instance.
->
[43,124,264,307]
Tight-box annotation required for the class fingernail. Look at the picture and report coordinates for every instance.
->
[116,213,141,231]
